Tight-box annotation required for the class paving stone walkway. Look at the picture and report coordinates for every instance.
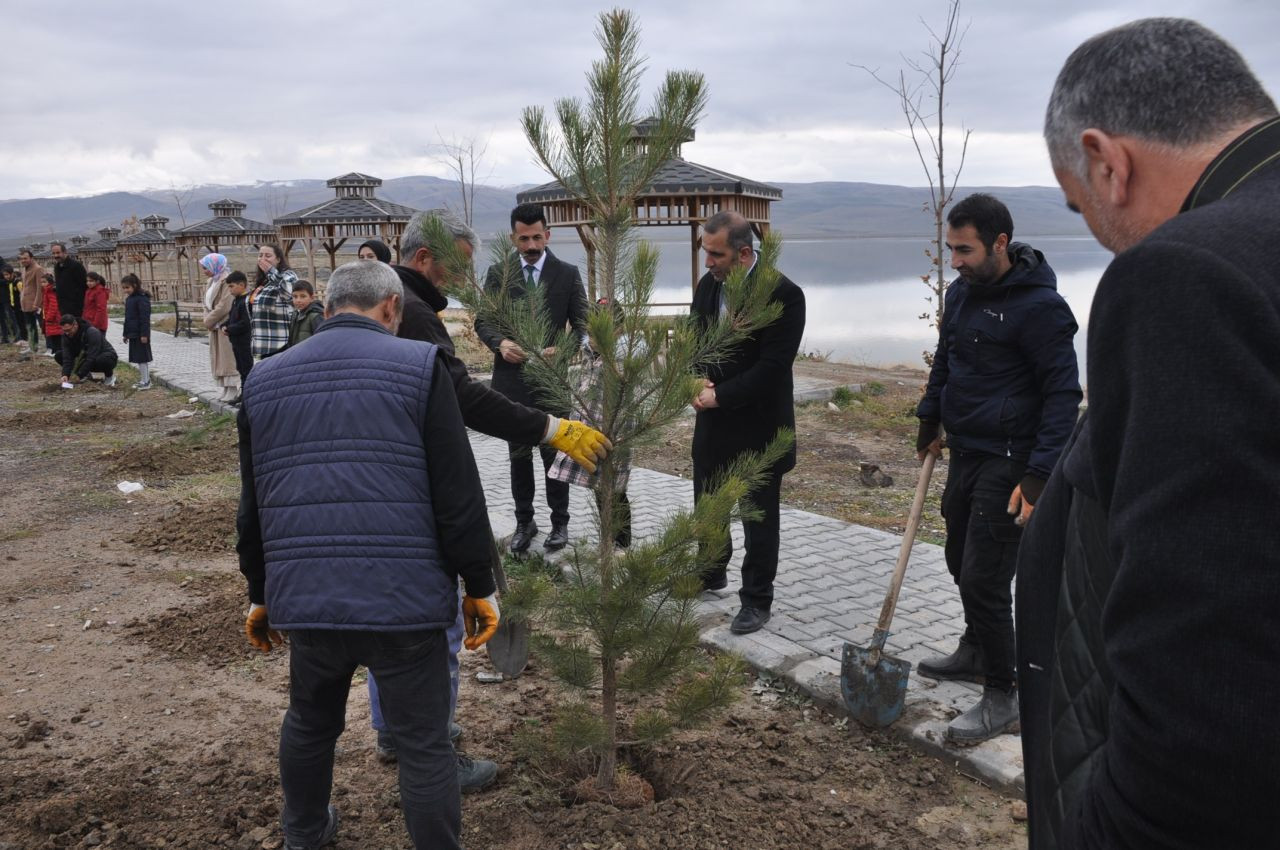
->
[125,320,1024,792]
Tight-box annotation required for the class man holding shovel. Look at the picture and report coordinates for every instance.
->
[916,193,1081,744]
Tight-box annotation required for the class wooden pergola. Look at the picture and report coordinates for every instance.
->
[25,242,51,262]
[174,199,277,298]
[274,173,417,284]
[77,228,121,282]
[517,121,782,296]
[70,235,91,252]
[115,215,180,291]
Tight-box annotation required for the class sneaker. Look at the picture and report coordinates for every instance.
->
[103,375,117,388]
[457,751,498,793]
[44,350,56,358]
[917,640,986,685]
[284,804,338,850]
[946,686,1020,745]
[133,382,152,391]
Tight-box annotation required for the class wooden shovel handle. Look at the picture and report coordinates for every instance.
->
[873,452,937,635]
[490,541,510,595]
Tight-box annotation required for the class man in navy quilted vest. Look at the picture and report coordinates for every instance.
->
[235,259,498,850]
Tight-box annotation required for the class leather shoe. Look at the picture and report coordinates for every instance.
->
[700,571,728,593]
[946,686,1020,745]
[509,521,537,554]
[284,804,338,849]
[543,522,569,552]
[730,606,770,635]
[917,639,986,685]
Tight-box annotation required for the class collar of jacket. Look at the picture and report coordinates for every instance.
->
[313,312,392,336]
[393,264,449,312]
[1181,116,1280,212]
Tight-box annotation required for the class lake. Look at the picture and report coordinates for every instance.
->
[542,234,1112,372]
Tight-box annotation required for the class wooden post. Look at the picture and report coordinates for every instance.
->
[306,235,318,285]
[690,221,703,292]
[575,223,597,302]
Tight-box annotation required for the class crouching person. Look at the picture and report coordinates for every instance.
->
[235,259,500,850]
[58,314,119,388]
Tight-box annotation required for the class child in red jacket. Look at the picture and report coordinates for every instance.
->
[41,274,62,359]
[83,272,109,332]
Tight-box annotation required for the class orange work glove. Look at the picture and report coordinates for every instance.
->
[547,419,612,474]
[461,594,501,650]
[245,604,285,653]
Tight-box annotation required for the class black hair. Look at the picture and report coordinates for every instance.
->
[292,279,315,296]
[510,203,547,230]
[227,270,248,285]
[86,271,106,285]
[59,313,78,325]
[254,244,290,287]
[121,272,147,296]
[947,193,1014,251]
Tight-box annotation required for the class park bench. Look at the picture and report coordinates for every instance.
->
[170,301,204,338]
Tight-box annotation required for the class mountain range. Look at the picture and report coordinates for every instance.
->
[0,175,1089,257]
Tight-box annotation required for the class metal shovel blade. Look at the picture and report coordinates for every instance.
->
[485,540,529,679]
[841,635,912,728]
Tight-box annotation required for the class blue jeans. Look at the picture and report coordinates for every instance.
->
[368,590,463,731]
[281,628,460,850]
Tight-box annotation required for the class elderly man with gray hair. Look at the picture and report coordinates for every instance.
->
[1016,18,1280,850]
[235,259,498,850]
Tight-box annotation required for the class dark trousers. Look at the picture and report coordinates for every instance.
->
[0,300,15,341]
[46,335,61,357]
[594,489,632,548]
[940,450,1023,691]
[508,442,570,526]
[281,628,459,850]
[25,312,41,349]
[56,351,115,379]
[230,337,253,386]
[694,458,785,610]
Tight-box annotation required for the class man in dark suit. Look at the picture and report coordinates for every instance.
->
[1018,18,1280,850]
[476,204,589,553]
[691,210,806,635]
[50,241,87,319]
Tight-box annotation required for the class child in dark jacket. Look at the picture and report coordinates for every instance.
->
[83,272,110,332]
[222,271,253,392]
[287,280,324,347]
[120,273,153,390]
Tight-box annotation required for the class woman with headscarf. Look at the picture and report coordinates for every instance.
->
[357,239,392,263]
[199,253,241,403]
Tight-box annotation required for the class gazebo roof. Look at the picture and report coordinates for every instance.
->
[79,227,122,256]
[275,173,416,226]
[518,157,783,205]
[117,215,174,250]
[176,198,276,240]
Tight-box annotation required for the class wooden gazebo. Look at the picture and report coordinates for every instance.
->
[26,242,51,262]
[174,199,277,295]
[517,121,782,295]
[274,173,417,283]
[115,215,180,291]
[77,228,121,282]
[70,235,91,252]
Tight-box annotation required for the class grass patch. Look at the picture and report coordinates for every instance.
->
[181,412,236,445]
[0,528,36,542]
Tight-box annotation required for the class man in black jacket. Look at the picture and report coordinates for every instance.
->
[50,242,87,319]
[915,193,1081,745]
[57,314,119,387]
[1019,19,1280,850]
[691,210,806,636]
[475,204,589,554]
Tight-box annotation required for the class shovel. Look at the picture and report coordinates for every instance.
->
[841,452,937,727]
[485,544,530,679]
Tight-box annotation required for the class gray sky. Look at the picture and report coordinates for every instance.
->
[3,0,1277,198]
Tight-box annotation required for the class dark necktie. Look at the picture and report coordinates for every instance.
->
[524,265,537,288]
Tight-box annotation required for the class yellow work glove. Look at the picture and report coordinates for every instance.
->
[245,604,285,653]
[547,419,612,474]
[462,594,501,650]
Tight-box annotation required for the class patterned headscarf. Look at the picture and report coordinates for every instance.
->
[199,253,228,280]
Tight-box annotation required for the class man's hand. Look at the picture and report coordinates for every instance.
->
[541,346,556,358]
[462,594,501,650]
[916,419,942,462]
[1007,474,1046,528]
[548,419,612,473]
[692,380,718,411]
[245,604,284,652]
[141,336,148,344]
[499,339,526,364]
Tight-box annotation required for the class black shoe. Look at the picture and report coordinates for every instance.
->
[543,522,569,552]
[917,640,986,685]
[509,521,538,554]
[375,730,397,764]
[946,686,1020,745]
[457,751,498,793]
[700,571,728,593]
[285,804,338,849]
[730,606,770,635]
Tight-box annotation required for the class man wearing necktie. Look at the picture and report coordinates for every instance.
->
[476,204,589,554]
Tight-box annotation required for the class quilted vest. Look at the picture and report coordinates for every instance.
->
[242,312,455,630]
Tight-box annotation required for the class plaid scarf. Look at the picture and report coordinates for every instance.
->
[251,268,296,358]
[548,354,632,491]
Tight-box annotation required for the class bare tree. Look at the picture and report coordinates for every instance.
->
[262,183,292,222]
[434,131,492,228]
[854,0,971,362]
[167,181,195,229]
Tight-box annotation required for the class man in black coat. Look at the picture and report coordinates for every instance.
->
[475,204,589,554]
[49,242,87,319]
[1019,18,1280,849]
[691,210,806,636]
[57,314,118,387]
[915,193,1081,745]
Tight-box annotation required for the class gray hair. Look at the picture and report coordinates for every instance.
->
[1045,18,1277,177]
[704,210,753,252]
[400,209,479,260]
[325,260,403,312]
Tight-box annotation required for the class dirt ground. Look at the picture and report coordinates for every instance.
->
[0,349,1022,849]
